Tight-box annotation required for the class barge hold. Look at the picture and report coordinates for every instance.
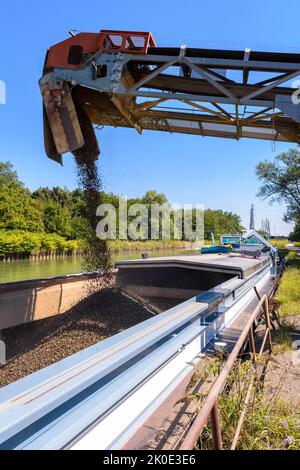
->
[0,236,281,450]
[0,289,165,388]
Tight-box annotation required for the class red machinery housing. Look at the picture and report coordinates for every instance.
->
[41,30,156,164]
[44,30,156,71]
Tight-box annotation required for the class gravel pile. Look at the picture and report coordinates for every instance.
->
[0,289,163,388]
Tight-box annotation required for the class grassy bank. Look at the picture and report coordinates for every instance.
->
[0,231,79,258]
[108,239,191,253]
[276,251,300,316]
[0,230,196,259]
[198,358,300,450]
[2,229,292,259]
[270,239,289,249]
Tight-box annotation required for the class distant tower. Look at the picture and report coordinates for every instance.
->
[250,204,255,230]
[261,217,271,236]
[266,219,271,237]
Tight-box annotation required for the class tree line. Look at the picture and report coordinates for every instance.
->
[0,162,243,243]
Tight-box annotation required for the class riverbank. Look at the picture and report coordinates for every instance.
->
[109,239,190,253]
[276,250,300,316]
[0,231,79,260]
[0,230,192,261]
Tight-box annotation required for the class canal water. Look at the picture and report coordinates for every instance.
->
[0,249,193,283]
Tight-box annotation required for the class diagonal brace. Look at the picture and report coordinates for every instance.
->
[240,70,300,103]
[183,57,238,103]
[183,99,232,121]
[111,95,142,133]
[127,59,177,92]
[135,98,169,111]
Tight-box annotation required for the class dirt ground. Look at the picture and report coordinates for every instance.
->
[0,289,178,388]
[264,316,300,408]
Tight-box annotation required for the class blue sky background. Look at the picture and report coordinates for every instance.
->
[1,0,299,235]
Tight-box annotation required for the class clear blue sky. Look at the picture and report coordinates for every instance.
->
[1,0,298,235]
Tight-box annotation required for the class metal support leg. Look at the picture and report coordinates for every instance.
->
[263,298,272,353]
[211,404,223,450]
[248,325,257,374]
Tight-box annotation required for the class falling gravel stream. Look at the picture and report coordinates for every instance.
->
[76,161,111,274]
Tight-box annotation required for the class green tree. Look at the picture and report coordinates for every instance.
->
[0,161,18,185]
[142,190,168,206]
[42,202,72,238]
[0,162,44,231]
[203,209,243,240]
[289,217,300,241]
[32,186,73,238]
[256,148,300,222]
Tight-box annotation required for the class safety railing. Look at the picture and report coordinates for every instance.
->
[98,30,156,54]
[179,294,272,450]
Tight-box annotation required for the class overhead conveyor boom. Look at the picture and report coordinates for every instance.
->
[39,29,300,164]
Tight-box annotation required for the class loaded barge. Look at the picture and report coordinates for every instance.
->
[0,232,282,449]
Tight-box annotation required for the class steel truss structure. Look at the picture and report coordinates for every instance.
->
[40,31,300,163]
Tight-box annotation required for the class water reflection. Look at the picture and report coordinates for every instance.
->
[0,249,193,283]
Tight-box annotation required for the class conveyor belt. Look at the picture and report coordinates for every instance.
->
[148,47,300,67]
